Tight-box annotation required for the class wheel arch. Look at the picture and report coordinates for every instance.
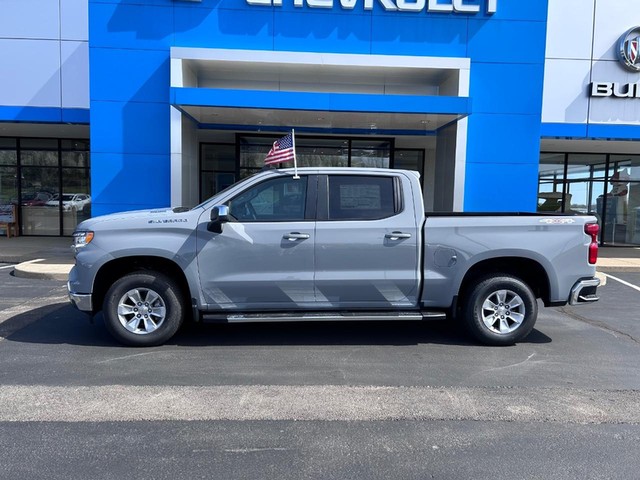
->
[93,256,194,319]
[456,257,551,309]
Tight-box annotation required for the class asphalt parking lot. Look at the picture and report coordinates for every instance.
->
[0,265,639,479]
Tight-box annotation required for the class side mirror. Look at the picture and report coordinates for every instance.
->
[207,205,229,233]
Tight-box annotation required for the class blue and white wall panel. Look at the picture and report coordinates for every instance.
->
[0,0,89,124]
[542,0,640,140]
[89,0,549,214]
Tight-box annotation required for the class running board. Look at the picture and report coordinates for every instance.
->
[202,311,447,323]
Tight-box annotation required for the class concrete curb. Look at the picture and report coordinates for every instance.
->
[596,266,640,273]
[13,259,73,282]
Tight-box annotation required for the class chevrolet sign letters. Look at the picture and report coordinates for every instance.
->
[246,0,497,14]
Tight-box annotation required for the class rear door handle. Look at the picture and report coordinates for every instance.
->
[385,231,412,240]
[283,232,310,241]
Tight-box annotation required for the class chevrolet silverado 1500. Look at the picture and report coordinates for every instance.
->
[68,168,600,347]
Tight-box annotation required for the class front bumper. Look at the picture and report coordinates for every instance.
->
[68,281,93,312]
[569,277,600,305]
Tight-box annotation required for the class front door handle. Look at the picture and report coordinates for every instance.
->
[385,231,412,240]
[283,232,310,241]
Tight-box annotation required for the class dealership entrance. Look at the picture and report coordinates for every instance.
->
[170,48,471,213]
[198,135,425,203]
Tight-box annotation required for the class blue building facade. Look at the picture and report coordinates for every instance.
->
[7,1,638,244]
[88,0,549,216]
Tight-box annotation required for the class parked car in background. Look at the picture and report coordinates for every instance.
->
[21,191,53,206]
[46,193,91,212]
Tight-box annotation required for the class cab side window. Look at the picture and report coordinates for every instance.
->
[328,175,397,220]
[228,176,308,222]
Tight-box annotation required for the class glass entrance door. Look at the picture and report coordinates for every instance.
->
[200,135,400,202]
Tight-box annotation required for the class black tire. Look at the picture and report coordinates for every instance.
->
[462,274,538,346]
[102,272,185,347]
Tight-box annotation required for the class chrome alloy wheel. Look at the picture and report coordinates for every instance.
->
[481,289,525,335]
[117,288,167,335]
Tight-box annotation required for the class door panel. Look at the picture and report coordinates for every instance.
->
[196,175,315,311]
[314,174,419,308]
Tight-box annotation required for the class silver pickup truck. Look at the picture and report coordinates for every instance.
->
[68,168,600,347]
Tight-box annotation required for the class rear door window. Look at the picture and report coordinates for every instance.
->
[328,176,397,220]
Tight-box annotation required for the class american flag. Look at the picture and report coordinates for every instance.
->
[264,133,295,165]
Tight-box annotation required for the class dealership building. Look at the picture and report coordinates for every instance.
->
[0,0,639,245]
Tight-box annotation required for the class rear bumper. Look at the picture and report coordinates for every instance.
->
[569,277,600,305]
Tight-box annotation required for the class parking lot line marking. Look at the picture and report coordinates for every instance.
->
[603,273,640,293]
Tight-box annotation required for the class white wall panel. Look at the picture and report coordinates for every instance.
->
[0,39,61,107]
[0,0,60,40]
[61,0,89,41]
[589,60,640,124]
[592,0,640,61]
[61,41,89,108]
[542,59,591,124]
[545,0,640,128]
[546,0,595,60]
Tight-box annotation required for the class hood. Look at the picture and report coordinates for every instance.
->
[75,207,201,231]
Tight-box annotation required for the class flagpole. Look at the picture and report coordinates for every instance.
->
[291,129,299,179]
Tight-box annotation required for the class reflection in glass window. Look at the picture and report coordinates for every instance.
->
[603,159,640,245]
[537,153,566,212]
[351,140,390,168]
[9,138,91,236]
[610,155,640,182]
[566,154,607,181]
[539,152,640,246]
[228,176,308,222]
[0,166,18,206]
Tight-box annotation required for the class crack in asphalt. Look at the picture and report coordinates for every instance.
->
[558,306,640,346]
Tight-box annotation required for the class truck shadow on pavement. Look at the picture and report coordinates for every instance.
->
[2,303,552,348]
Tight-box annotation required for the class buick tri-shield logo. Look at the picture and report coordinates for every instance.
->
[618,26,640,72]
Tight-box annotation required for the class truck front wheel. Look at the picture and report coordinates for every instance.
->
[102,272,185,347]
[462,275,537,346]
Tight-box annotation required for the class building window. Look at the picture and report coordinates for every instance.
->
[199,135,423,203]
[200,143,235,202]
[394,149,425,182]
[538,152,640,246]
[605,155,640,246]
[0,137,90,237]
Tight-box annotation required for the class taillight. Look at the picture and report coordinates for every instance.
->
[585,223,599,264]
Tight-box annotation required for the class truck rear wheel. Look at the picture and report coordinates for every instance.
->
[102,272,184,347]
[462,274,537,346]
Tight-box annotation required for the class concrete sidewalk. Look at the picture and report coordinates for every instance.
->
[1,237,73,281]
[1,236,640,281]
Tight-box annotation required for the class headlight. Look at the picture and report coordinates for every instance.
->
[72,231,94,250]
